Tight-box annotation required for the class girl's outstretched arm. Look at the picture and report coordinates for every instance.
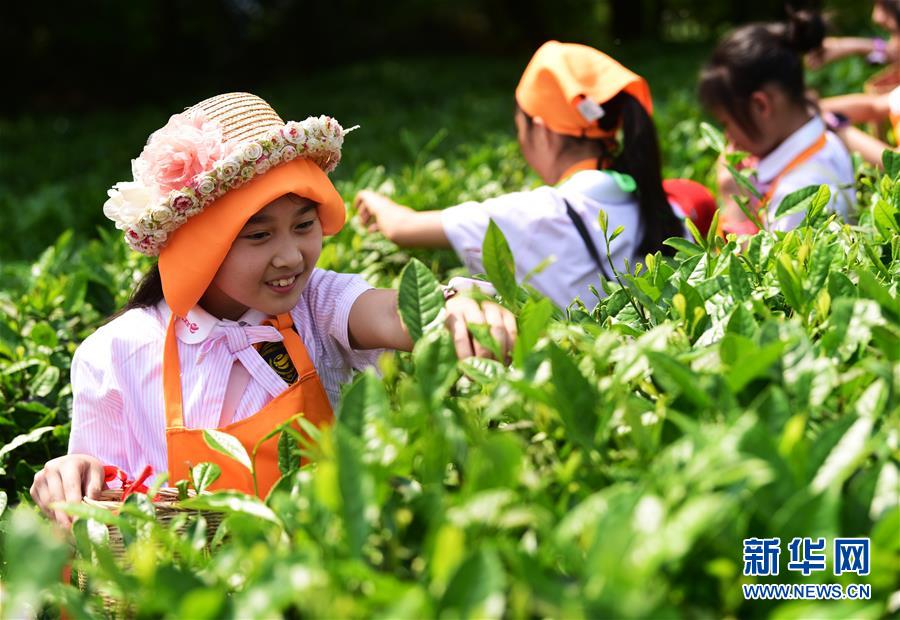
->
[348,288,517,360]
[820,93,891,124]
[834,124,895,167]
[806,37,881,70]
[355,190,451,248]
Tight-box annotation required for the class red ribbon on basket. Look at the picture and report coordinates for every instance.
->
[103,464,154,502]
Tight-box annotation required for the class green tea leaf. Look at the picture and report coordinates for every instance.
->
[413,329,458,407]
[277,430,297,476]
[202,429,252,471]
[725,340,785,392]
[439,547,506,619]
[548,344,600,448]
[872,198,898,239]
[663,237,704,257]
[855,269,899,321]
[482,219,519,306]
[190,462,221,494]
[29,365,59,398]
[882,148,900,179]
[180,492,282,525]
[728,256,753,301]
[646,351,712,409]
[0,426,55,462]
[776,254,805,315]
[397,258,444,342]
[699,121,726,154]
[28,322,58,348]
[512,297,554,366]
[338,370,389,437]
[772,184,818,219]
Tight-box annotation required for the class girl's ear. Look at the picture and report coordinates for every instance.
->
[749,90,773,120]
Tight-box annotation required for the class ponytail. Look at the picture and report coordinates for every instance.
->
[605,93,682,257]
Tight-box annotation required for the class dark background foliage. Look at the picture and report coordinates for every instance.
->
[1,0,872,114]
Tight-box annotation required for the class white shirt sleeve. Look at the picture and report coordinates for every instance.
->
[441,190,550,277]
[67,335,129,472]
[889,86,900,117]
[440,200,492,274]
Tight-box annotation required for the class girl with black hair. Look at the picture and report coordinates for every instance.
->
[806,0,900,69]
[700,10,856,234]
[354,41,699,309]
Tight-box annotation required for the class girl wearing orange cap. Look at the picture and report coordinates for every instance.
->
[699,11,856,234]
[355,41,692,310]
[30,93,517,526]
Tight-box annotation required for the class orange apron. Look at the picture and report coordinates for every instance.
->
[721,133,827,236]
[162,312,333,497]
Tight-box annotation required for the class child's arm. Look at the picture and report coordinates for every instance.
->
[834,124,894,167]
[31,454,105,528]
[348,288,517,360]
[820,93,892,124]
[806,37,881,69]
[355,190,452,248]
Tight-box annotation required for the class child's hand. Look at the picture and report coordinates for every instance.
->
[355,190,406,234]
[30,454,106,528]
[444,295,517,361]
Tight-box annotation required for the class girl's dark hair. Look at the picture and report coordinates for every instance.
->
[523,92,683,257]
[698,10,826,138]
[108,263,164,321]
[876,0,900,29]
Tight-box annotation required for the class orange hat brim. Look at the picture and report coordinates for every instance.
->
[515,41,652,138]
[159,158,345,317]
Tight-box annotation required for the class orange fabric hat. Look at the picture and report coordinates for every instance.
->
[159,157,344,316]
[515,41,653,138]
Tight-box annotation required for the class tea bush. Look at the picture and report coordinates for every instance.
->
[0,53,897,618]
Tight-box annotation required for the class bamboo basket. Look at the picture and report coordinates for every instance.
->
[74,488,224,614]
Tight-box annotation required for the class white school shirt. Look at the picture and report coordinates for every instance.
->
[440,170,644,309]
[759,116,855,232]
[887,86,900,119]
[67,268,383,481]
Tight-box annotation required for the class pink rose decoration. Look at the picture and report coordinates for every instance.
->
[135,110,229,194]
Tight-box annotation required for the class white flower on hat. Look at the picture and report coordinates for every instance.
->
[195,176,216,196]
[215,157,241,181]
[241,142,264,162]
[103,181,155,230]
[104,100,355,256]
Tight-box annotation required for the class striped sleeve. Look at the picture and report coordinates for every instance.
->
[67,335,129,472]
[307,269,384,370]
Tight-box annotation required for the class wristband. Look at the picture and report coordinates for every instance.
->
[867,38,888,64]
[823,111,850,132]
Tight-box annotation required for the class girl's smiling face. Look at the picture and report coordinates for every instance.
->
[200,193,322,320]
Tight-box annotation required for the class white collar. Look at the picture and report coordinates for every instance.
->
[157,300,269,344]
[757,116,826,183]
[558,169,632,204]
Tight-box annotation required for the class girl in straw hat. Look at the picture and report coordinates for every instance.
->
[699,10,856,235]
[30,92,517,526]
[354,41,700,310]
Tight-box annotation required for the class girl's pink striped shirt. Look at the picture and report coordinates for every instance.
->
[67,268,383,482]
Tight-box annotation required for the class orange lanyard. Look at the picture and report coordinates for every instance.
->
[557,158,599,184]
[761,133,828,204]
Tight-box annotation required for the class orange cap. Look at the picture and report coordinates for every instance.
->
[515,41,652,138]
[158,158,344,316]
